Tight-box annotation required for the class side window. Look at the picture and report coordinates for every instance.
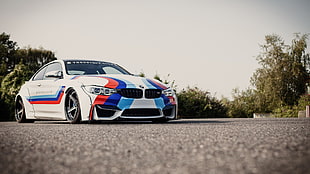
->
[43,63,63,80]
[33,66,47,81]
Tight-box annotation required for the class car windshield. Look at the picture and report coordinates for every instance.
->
[64,60,131,75]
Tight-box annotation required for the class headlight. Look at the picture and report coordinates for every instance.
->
[82,85,117,96]
[162,88,174,96]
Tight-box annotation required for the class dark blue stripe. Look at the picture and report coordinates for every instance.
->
[104,93,122,106]
[146,79,162,89]
[161,94,170,105]
[29,97,59,102]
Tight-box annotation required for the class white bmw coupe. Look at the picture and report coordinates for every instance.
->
[15,60,177,123]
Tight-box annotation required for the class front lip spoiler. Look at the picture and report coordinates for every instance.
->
[119,115,165,119]
[92,105,167,120]
[116,115,167,121]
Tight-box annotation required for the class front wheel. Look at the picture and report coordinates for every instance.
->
[65,90,81,124]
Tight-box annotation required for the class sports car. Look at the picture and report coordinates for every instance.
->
[15,59,177,123]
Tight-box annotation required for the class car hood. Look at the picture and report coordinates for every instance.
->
[70,74,168,90]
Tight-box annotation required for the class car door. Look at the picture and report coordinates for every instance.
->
[27,63,66,119]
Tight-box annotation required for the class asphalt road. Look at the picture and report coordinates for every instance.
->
[0,118,309,174]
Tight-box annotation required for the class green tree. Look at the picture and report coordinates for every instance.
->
[0,32,57,121]
[16,47,56,72]
[0,32,56,76]
[0,62,32,120]
[251,33,309,112]
[296,95,310,111]
[0,32,18,76]
[272,95,310,118]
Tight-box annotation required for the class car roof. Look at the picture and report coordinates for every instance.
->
[63,59,110,63]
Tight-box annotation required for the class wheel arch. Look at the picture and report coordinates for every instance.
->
[16,94,36,119]
[15,95,22,103]
[15,95,23,116]
[15,94,35,122]
[65,87,75,95]
[64,86,92,121]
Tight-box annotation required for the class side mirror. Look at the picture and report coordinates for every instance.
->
[45,71,63,79]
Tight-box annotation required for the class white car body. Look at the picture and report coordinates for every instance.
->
[15,60,177,123]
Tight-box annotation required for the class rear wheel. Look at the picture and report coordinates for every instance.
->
[65,90,81,124]
[15,98,34,123]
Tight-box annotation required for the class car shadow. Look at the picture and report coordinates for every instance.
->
[34,119,231,125]
[167,119,231,124]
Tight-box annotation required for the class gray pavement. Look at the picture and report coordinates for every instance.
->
[0,118,309,174]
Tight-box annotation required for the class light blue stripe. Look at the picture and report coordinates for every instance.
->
[117,97,134,110]
[142,79,156,89]
[28,94,57,99]
[27,86,64,100]
[154,98,165,109]
[118,78,136,88]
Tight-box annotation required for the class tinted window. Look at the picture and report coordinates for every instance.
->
[33,66,47,81]
[65,61,131,75]
[43,63,63,80]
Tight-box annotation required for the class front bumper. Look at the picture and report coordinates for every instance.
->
[91,97,177,121]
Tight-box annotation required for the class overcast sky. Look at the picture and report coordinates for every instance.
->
[1,0,309,98]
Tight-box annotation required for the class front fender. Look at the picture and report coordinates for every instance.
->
[16,84,35,119]
[65,85,92,121]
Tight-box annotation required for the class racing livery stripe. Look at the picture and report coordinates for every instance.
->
[145,79,168,90]
[89,95,110,120]
[105,77,126,89]
[141,79,162,89]
[162,95,171,105]
[104,93,122,106]
[154,98,165,108]
[89,94,135,120]
[117,78,136,88]
[117,97,134,110]
[27,86,65,104]
[141,79,155,89]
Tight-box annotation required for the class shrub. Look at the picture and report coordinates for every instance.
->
[272,95,310,117]
[177,87,228,118]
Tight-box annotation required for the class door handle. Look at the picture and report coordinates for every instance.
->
[37,84,41,87]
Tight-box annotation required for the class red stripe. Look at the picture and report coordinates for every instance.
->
[100,77,118,88]
[151,79,168,90]
[89,95,110,120]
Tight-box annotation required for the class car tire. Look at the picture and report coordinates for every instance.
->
[65,90,81,124]
[15,97,34,123]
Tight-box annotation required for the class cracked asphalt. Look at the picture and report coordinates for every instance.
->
[0,118,309,174]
